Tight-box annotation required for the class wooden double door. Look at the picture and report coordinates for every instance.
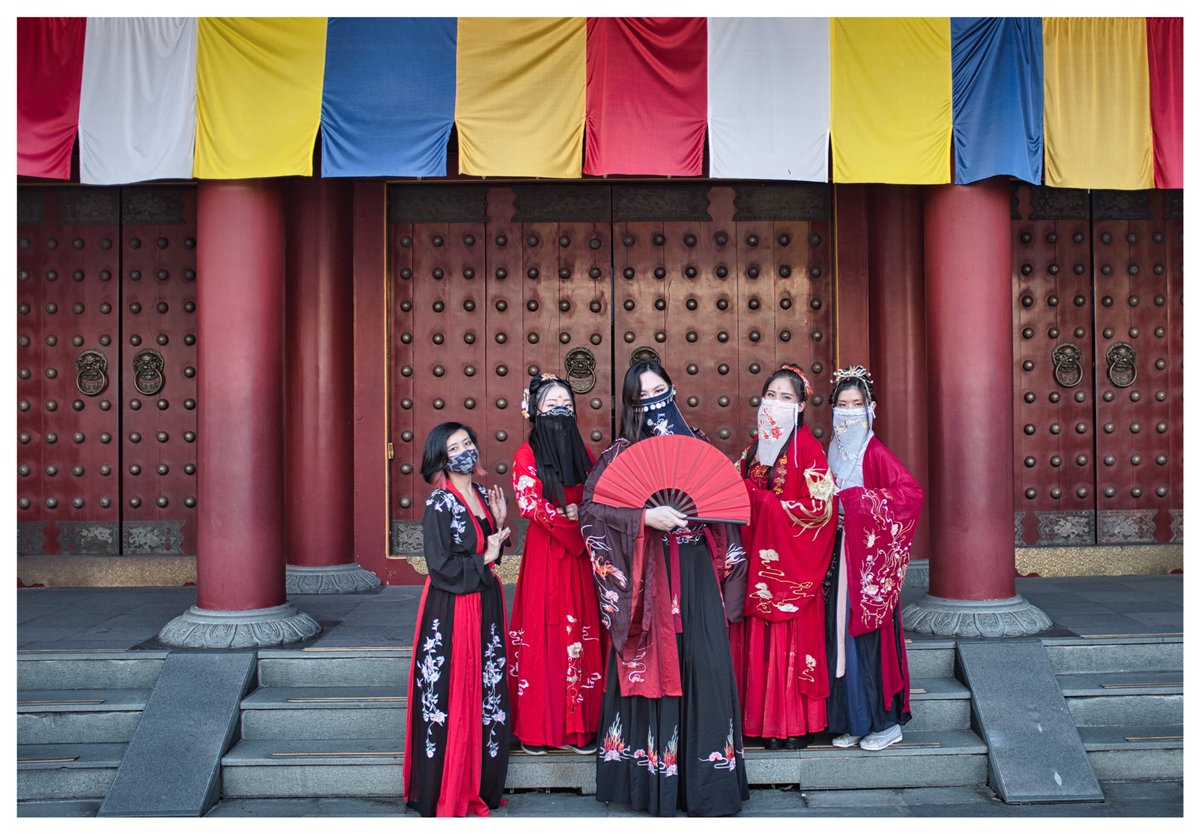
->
[385,183,837,539]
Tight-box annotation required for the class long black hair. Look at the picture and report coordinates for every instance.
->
[742,365,810,476]
[618,359,674,443]
[420,421,482,487]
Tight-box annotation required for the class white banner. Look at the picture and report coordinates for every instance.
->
[79,18,198,184]
[707,17,830,181]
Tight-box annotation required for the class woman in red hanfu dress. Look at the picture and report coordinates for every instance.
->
[728,365,838,751]
[403,422,512,817]
[822,366,923,752]
[507,374,606,755]
[581,360,750,817]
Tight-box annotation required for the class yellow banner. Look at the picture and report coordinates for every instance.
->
[831,18,952,184]
[456,18,585,178]
[1043,18,1154,190]
[195,18,327,179]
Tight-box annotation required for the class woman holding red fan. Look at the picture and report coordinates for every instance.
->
[823,366,923,752]
[507,374,605,756]
[403,422,512,817]
[728,364,838,751]
[580,359,750,816]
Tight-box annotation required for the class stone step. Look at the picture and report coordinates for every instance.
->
[17,689,150,744]
[256,649,411,688]
[1042,638,1182,675]
[239,674,971,743]
[748,729,988,789]
[220,738,405,799]
[1065,693,1182,728]
[1057,670,1184,697]
[904,677,972,733]
[239,687,407,740]
[17,652,167,690]
[904,640,957,679]
[219,729,988,799]
[17,742,127,801]
[1078,724,1183,782]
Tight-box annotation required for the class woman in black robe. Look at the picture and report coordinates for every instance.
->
[403,421,512,816]
[580,360,751,816]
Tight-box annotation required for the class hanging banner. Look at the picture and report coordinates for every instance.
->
[17,17,87,180]
[79,18,197,184]
[321,18,456,178]
[708,17,829,181]
[831,18,952,184]
[1043,18,1154,190]
[951,18,1043,185]
[456,17,585,178]
[1146,17,1182,189]
[584,17,708,176]
[194,17,328,179]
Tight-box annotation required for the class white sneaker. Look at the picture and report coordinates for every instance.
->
[831,733,862,748]
[859,724,903,751]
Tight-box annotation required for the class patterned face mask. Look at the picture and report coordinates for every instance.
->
[447,448,479,474]
[637,386,695,438]
[541,404,574,417]
[756,399,799,465]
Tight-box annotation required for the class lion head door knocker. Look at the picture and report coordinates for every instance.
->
[563,347,597,394]
[1051,343,1084,388]
[75,349,109,396]
[1106,341,1137,388]
[629,346,661,367]
[132,349,166,396]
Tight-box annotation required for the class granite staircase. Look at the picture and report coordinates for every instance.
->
[17,634,1182,813]
[17,650,167,812]
[1046,635,1183,781]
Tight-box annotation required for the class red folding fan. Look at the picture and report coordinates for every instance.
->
[593,435,750,525]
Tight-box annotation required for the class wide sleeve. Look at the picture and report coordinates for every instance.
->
[719,522,748,623]
[743,435,839,622]
[578,440,645,653]
[422,490,491,595]
[840,439,923,636]
[512,443,586,554]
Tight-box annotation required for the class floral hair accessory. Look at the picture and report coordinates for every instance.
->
[522,372,569,420]
[832,365,875,400]
[779,363,814,399]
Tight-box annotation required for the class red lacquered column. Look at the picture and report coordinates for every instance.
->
[284,179,379,593]
[903,179,1050,637]
[867,185,930,585]
[159,180,319,647]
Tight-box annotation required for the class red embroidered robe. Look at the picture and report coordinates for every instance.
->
[729,425,838,737]
[836,437,923,713]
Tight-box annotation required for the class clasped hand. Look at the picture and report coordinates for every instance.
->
[644,505,688,532]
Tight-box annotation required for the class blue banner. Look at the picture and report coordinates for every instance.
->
[320,18,456,177]
[951,18,1043,185]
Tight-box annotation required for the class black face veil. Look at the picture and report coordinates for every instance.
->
[528,386,593,507]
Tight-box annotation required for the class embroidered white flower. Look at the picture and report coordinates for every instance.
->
[758,548,779,563]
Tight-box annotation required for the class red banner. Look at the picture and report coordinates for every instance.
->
[584,18,708,176]
[1146,18,1183,189]
[17,17,87,179]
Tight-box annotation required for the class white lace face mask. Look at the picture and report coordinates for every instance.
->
[755,400,799,465]
[830,405,873,457]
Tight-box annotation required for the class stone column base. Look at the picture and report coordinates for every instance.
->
[902,593,1052,638]
[903,559,930,591]
[285,563,382,595]
[158,602,321,648]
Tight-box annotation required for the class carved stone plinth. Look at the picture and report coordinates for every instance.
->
[285,563,381,595]
[903,559,929,591]
[903,593,1052,638]
[158,603,321,648]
